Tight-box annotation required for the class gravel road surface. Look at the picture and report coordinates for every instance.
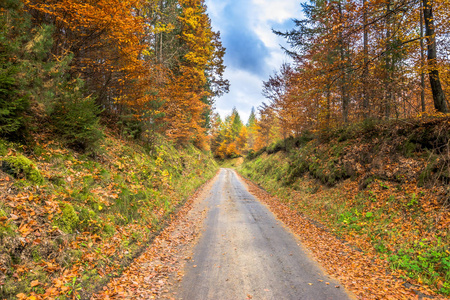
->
[179,168,352,300]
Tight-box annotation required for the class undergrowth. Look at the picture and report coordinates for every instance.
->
[0,131,217,299]
[240,117,450,296]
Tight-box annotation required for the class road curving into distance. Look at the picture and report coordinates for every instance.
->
[179,168,352,300]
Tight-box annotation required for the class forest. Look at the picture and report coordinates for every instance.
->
[1,0,228,151]
[1,0,450,298]
[4,0,450,158]
[0,0,226,298]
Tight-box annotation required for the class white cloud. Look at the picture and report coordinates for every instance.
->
[205,0,303,120]
[249,0,302,66]
[251,0,300,23]
[215,68,266,122]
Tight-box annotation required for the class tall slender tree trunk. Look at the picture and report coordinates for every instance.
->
[326,84,331,125]
[338,0,349,123]
[160,32,163,63]
[423,0,448,113]
[158,0,164,64]
[384,0,392,119]
[362,0,369,118]
[420,1,426,113]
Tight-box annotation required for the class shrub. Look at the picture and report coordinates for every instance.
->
[0,68,29,138]
[50,79,103,152]
[77,207,104,233]
[266,140,285,154]
[246,150,256,160]
[0,140,8,156]
[118,113,143,140]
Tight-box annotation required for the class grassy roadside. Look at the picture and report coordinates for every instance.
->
[239,118,450,296]
[0,131,218,299]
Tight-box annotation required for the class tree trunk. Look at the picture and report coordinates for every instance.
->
[384,0,392,119]
[338,1,349,123]
[420,1,425,113]
[362,0,369,117]
[326,84,331,125]
[423,0,448,113]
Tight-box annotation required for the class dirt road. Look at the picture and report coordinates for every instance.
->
[179,169,351,300]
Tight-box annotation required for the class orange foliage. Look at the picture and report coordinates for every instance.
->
[25,0,150,110]
[254,0,450,145]
[24,0,228,147]
[154,0,223,148]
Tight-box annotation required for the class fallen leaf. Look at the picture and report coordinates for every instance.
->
[31,280,40,287]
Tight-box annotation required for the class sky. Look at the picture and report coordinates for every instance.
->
[205,0,304,123]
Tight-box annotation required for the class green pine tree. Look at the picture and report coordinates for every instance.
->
[247,107,256,127]
[0,0,30,139]
[230,107,243,139]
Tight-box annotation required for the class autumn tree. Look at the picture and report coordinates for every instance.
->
[422,0,448,113]
[20,0,228,148]
[25,0,148,111]
[0,0,30,139]
[210,109,247,158]
[158,0,211,147]
[246,107,258,150]
[0,0,103,150]
[265,0,450,143]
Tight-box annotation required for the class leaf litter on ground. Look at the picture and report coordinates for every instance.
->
[238,174,447,300]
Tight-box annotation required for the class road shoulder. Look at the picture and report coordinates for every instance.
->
[92,171,219,299]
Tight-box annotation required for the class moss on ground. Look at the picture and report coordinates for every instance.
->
[1,155,44,184]
[55,203,80,233]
